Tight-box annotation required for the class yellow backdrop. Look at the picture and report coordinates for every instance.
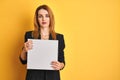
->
[0,0,120,80]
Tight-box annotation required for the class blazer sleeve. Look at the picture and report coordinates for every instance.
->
[58,34,65,65]
[19,32,28,64]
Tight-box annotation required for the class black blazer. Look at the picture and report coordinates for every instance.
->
[20,31,65,80]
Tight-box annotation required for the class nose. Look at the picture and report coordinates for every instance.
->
[42,16,45,21]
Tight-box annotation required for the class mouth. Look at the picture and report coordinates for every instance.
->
[42,22,47,24]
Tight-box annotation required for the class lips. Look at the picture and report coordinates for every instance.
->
[42,22,47,24]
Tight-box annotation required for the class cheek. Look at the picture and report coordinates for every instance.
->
[38,18,41,21]
[47,18,50,23]
[38,19,42,24]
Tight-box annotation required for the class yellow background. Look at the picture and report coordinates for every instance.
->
[0,0,120,80]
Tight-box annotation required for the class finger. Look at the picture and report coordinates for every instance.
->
[24,41,33,51]
[24,43,28,50]
[52,61,61,67]
[51,65,59,70]
[28,41,33,49]
[51,63,61,70]
[28,40,33,44]
[51,63,59,67]
[51,61,59,64]
[52,65,61,70]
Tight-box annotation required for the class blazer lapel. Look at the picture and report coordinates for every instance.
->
[49,34,53,40]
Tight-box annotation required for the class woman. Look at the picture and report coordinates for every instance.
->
[19,4,65,80]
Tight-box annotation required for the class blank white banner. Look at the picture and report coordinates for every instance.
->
[27,39,58,70]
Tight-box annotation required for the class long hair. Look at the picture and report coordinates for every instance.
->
[33,4,56,40]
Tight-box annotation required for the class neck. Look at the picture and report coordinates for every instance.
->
[40,27,49,35]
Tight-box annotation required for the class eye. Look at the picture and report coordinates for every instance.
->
[38,15,42,18]
[46,14,49,18]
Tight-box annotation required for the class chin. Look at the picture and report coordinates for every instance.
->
[41,25,49,28]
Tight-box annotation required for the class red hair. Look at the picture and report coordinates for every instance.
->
[33,4,56,40]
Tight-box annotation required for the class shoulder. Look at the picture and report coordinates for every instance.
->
[56,33,64,37]
[24,31,33,41]
[25,31,33,35]
[56,33,65,48]
[24,31,33,40]
[25,31,33,36]
[56,33,64,40]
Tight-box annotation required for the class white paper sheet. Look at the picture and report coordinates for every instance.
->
[27,39,58,70]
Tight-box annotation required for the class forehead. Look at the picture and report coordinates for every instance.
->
[38,9,49,15]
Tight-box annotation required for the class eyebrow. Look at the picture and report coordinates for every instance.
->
[38,13,49,15]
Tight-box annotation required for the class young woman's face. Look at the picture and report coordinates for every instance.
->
[38,9,50,28]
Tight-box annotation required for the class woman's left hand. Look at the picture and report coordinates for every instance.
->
[51,61,64,70]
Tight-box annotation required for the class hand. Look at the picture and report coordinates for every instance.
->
[24,40,33,52]
[51,61,64,70]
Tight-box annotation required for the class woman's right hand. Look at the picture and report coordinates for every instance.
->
[20,40,33,60]
[24,40,33,52]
